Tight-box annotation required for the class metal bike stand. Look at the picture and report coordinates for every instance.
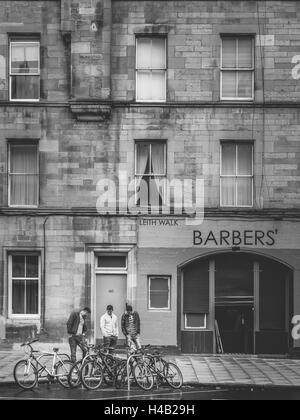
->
[126,354,136,391]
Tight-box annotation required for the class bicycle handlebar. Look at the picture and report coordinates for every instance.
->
[20,338,39,347]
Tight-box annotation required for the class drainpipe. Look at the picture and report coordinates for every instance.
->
[41,215,50,332]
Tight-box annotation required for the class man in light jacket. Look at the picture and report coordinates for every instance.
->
[100,305,119,353]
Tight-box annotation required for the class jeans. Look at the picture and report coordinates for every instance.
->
[69,335,86,363]
[127,335,141,352]
[103,336,118,354]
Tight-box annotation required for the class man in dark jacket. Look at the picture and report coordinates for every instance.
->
[121,305,141,352]
[67,307,91,363]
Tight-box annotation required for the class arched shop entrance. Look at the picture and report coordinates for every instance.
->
[180,252,293,355]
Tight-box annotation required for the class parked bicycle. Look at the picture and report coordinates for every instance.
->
[68,342,98,388]
[125,345,183,391]
[13,338,73,390]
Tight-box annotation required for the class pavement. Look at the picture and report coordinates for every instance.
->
[1,343,300,389]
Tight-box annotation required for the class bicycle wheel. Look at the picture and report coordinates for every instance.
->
[81,360,103,390]
[14,360,38,390]
[68,360,82,388]
[163,362,183,389]
[133,361,154,391]
[56,360,73,388]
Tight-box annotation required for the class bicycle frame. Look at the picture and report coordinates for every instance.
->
[26,351,69,380]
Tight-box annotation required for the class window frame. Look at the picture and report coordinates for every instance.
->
[8,142,40,208]
[135,36,167,103]
[9,40,40,102]
[8,253,41,319]
[220,36,255,101]
[134,140,167,208]
[148,275,171,311]
[184,313,207,330]
[96,253,128,272]
[220,141,254,208]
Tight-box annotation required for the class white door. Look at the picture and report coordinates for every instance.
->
[95,274,127,341]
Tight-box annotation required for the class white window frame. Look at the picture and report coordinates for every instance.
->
[184,313,207,330]
[8,142,39,208]
[8,253,41,319]
[96,253,128,272]
[220,142,254,208]
[220,37,254,101]
[148,276,171,311]
[135,141,167,209]
[136,37,167,102]
[9,40,40,102]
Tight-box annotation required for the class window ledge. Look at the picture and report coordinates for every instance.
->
[69,100,111,122]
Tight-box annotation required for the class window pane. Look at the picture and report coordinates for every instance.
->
[136,71,151,101]
[237,71,252,98]
[11,43,39,74]
[222,39,236,68]
[136,38,151,69]
[10,174,38,206]
[186,314,206,328]
[151,143,165,175]
[237,144,253,175]
[237,178,252,206]
[26,280,39,314]
[12,280,25,314]
[221,143,236,175]
[136,142,150,175]
[11,75,39,100]
[10,145,38,174]
[151,71,166,101]
[238,39,252,68]
[221,177,235,206]
[151,38,165,69]
[150,277,169,292]
[12,255,25,277]
[26,256,39,277]
[150,278,169,308]
[222,71,236,98]
[97,255,127,268]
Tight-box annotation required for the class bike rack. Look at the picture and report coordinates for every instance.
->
[126,353,136,391]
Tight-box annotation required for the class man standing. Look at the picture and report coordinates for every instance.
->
[100,305,119,353]
[67,307,91,363]
[121,305,141,352]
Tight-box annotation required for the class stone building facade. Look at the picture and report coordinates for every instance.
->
[0,0,299,354]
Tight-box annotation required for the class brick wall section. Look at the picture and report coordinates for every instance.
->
[0,106,299,208]
[0,215,137,339]
[0,1,69,102]
[111,0,300,102]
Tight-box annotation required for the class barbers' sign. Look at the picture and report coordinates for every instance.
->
[193,229,278,247]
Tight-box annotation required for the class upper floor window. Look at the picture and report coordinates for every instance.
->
[135,141,167,208]
[221,37,254,101]
[9,253,40,317]
[220,142,253,207]
[8,143,39,207]
[10,40,40,101]
[136,37,166,102]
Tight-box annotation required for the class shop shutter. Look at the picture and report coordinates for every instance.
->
[183,261,209,313]
[259,261,286,331]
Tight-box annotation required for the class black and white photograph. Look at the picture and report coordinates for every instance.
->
[0,0,300,407]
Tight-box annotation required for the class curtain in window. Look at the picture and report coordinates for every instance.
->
[10,145,38,206]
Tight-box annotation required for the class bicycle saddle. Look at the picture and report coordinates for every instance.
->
[53,347,59,353]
